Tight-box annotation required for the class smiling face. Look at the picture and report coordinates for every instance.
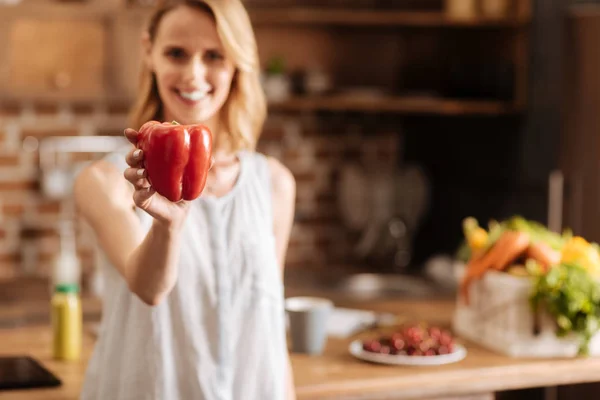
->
[144,5,236,129]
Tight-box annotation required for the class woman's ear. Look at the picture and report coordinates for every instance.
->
[141,31,153,70]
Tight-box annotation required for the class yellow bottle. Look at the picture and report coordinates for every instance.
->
[51,283,82,361]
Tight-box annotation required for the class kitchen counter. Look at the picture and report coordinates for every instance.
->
[3,296,600,400]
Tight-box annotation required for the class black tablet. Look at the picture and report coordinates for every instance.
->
[0,356,62,391]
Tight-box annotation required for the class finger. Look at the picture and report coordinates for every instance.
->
[124,168,150,188]
[209,156,215,171]
[133,187,156,209]
[126,148,143,168]
[124,128,139,145]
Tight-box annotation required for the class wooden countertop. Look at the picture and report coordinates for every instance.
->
[3,296,600,399]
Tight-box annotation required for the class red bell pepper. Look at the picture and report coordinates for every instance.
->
[137,120,213,202]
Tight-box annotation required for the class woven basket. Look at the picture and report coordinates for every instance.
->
[452,262,600,357]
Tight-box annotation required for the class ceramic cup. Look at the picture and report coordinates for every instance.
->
[285,297,334,355]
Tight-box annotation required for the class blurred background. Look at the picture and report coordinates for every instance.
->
[0,0,598,300]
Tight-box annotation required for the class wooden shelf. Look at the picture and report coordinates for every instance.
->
[0,3,530,116]
[569,4,600,19]
[0,90,130,106]
[268,95,520,115]
[11,4,530,28]
[248,8,530,28]
[0,92,518,116]
[0,5,531,28]
[0,3,114,19]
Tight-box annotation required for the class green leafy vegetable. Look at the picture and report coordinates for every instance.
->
[455,241,471,263]
[504,216,569,250]
[530,263,600,355]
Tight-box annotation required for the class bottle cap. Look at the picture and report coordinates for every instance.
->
[55,283,80,294]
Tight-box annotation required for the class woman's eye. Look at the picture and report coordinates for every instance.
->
[206,50,224,62]
[165,47,187,60]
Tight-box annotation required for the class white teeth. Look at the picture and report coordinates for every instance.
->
[179,90,209,101]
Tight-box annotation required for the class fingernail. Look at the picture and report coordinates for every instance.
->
[134,149,141,158]
[137,169,144,176]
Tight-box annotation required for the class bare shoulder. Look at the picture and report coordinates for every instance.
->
[265,156,296,200]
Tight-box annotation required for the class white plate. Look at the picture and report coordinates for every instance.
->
[349,340,467,366]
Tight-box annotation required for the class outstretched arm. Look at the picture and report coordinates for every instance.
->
[268,157,297,400]
[74,128,192,306]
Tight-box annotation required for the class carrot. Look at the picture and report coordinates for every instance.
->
[460,230,530,305]
[465,231,527,277]
[526,241,560,271]
[460,246,496,305]
[460,276,472,304]
[465,250,495,280]
[491,231,530,270]
[461,270,489,305]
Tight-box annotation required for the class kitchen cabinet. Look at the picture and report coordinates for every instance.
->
[8,18,106,98]
[109,10,148,100]
[249,1,532,116]
[0,1,532,115]
[0,3,124,103]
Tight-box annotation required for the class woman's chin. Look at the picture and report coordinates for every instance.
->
[166,109,216,125]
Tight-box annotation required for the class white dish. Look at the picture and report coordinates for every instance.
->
[348,340,467,366]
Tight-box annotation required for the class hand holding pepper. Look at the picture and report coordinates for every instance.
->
[137,121,213,202]
[122,121,213,228]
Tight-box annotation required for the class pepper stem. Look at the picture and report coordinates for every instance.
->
[171,120,180,125]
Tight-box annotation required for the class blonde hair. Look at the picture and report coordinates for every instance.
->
[128,0,266,152]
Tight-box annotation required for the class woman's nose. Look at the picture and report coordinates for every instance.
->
[183,57,207,83]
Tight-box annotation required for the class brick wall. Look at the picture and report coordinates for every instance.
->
[0,102,399,291]
[0,102,131,286]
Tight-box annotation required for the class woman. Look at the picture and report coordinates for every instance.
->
[74,1,297,399]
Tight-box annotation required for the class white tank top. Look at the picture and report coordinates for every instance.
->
[81,148,287,400]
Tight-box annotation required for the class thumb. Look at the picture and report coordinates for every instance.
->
[133,187,156,209]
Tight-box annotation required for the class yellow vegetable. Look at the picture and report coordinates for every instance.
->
[462,217,488,251]
[468,227,488,250]
[561,236,600,276]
